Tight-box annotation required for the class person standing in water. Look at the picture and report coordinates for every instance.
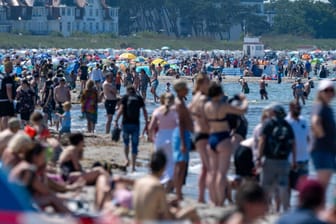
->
[259,75,268,100]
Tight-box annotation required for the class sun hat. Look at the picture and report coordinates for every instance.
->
[318,79,334,92]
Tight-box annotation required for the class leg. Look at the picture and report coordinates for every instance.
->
[105,114,112,134]
[196,139,209,203]
[216,140,232,206]
[316,170,333,190]
[130,125,140,171]
[207,147,218,205]
[174,161,187,200]
[122,125,130,167]
[95,174,111,210]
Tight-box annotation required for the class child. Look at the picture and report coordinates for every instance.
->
[166,82,171,93]
[56,101,72,138]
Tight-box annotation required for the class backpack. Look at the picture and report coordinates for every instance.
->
[265,119,293,159]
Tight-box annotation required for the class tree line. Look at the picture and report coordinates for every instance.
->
[112,0,336,39]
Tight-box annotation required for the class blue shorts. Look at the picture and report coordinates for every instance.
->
[311,150,336,171]
[122,124,140,155]
[172,128,191,162]
[85,112,97,124]
[60,126,71,134]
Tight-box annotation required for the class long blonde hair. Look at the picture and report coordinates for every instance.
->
[162,92,175,115]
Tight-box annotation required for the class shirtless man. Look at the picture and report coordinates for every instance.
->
[303,77,314,99]
[54,78,71,131]
[172,80,194,200]
[103,73,118,134]
[259,75,268,100]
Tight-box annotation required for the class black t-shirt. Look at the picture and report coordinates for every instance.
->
[0,74,14,100]
[234,145,254,177]
[121,94,145,125]
[310,103,336,152]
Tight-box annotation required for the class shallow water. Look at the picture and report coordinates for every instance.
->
[71,78,336,206]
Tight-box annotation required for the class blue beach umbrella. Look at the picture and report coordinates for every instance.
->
[136,66,151,76]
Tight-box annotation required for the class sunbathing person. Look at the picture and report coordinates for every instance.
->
[58,133,107,185]
[9,141,71,214]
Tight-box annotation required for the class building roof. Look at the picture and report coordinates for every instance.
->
[240,0,264,3]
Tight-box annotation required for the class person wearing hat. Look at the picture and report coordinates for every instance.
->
[309,79,336,192]
[54,77,71,131]
[277,178,327,224]
[257,103,296,212]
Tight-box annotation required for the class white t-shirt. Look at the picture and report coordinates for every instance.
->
[285,115,309,162]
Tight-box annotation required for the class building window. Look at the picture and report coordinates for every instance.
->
[96,9,99,17]
[83,22,86,31]
[96,22,99,31]
[76,22,80,31]
[61,8,66,16]
[67,8,71,16]
[67,22,71,32]
[89,9,93,17]
[89,22,93,31]
[76,9,80,17]
[60,22,63,32]
[102,23,105,32]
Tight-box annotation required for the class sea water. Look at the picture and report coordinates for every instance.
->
[70,78,336,206]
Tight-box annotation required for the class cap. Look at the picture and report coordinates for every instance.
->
[269,102,286,118]
[318,79,334,92]
[297,178,324,206]
[60,77,66,82]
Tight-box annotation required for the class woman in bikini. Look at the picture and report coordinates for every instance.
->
[189,73,210,203]
[204,82,248,206]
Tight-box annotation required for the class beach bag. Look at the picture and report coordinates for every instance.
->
[265,119,293,160]
[111,126,121,142]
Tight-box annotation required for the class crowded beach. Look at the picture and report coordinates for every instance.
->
[0,48,336,224]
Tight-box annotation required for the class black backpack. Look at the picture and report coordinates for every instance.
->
[265,119,293,159]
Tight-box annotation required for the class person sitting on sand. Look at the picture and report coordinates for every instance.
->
[0,117,21,158]
[133,150,199,222]
[58,133,107,185]
[9,141,71,214]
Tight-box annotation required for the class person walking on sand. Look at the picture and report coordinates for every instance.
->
[103,73,118,134]
[259,75,268,100]
[80,80,99,133]
[172,80,194,200]
[0,70,15,131]
[114,85,148,172]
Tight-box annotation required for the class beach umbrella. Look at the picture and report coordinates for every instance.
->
[151,58,167,66]
[301,54,310,60]
[136,66,151,76]
[170,64,179,70]
[126,47,134,51]
[167,59,179,64]
[161,46,170,50]
[135,56,146,63]
[119,53,136,60]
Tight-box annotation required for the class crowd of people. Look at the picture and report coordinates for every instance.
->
[0,49,336,224]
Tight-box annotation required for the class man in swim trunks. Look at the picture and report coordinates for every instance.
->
[259,75,268,100]
[103,73,118,134]
[172,80,193,200]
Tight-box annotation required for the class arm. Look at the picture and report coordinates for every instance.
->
[311,115,324,138]
[6,84,13,102]
[148,112,158,141]
[176,103,187,153]
[114,104,124,126]
[71,151,82,171]
[225,98,248,115]
[257,135,266,162]
[142,106,149,132]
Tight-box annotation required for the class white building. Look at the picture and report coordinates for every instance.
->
[0,0,119,36]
